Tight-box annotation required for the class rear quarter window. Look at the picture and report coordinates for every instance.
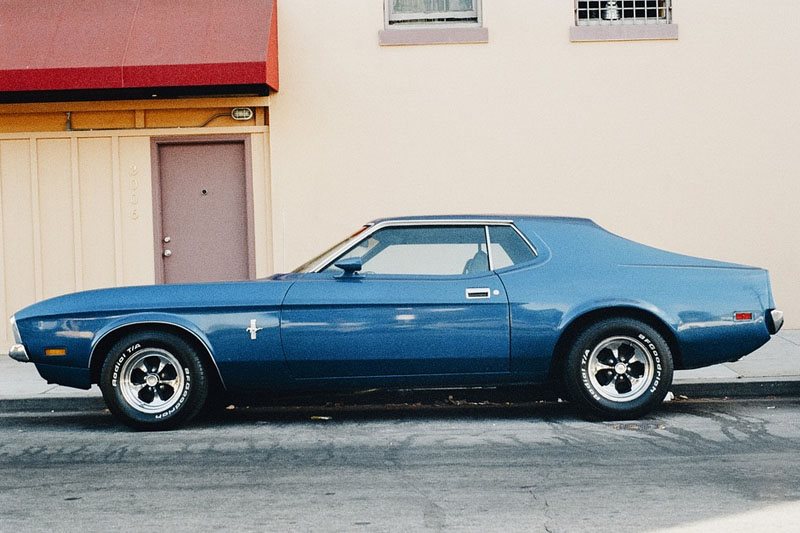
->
[489,225,537,269]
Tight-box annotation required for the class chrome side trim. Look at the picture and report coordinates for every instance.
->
[309,219,536,273]
[8,344,30,363]
[484,225,494,271]
[88,321,227,390]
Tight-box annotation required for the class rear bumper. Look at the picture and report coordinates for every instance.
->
[8,343,30,362]
[767,309,784,335]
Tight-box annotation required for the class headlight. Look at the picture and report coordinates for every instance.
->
[9,315,22,344]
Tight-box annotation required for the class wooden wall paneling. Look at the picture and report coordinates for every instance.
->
[70,137,83,292]
[117,136,155,285]
[0,141,37,330]
[0,143,6,342]
[111,135,124,285]
[28,139,43,301]
[78,137,116,290]
[36,138,75,299]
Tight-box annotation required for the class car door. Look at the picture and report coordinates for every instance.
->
[280,224,510,379]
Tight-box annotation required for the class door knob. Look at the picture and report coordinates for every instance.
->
[163,236,171,243]
[163,249,172,257]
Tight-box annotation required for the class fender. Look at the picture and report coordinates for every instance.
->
[88,312,225,390]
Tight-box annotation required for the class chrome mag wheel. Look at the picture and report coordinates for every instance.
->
[586,336,655,402]
[119,348,186,414]
[565,318,673,420]
[101,331,209,430]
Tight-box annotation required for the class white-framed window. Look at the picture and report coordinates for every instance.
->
[386,0,480,27]
[575,0,672,26]
[379,0,487,46]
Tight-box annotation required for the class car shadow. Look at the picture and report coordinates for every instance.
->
[0,389,585,432]
[198,398,579,427]
[5,387,715,431]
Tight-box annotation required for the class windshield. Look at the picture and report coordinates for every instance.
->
[292,225,371,273]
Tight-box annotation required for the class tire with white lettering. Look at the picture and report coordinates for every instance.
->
[100,331,209,430]
[563,318,673,420]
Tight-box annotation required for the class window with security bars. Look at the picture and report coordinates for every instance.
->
[575,0,672,25]
[387,0,479,26]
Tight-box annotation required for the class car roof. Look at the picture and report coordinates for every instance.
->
[369,214,593,225]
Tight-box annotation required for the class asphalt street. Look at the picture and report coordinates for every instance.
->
[1,398,799,532]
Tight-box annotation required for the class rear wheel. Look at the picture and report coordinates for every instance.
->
[564,318,673,420]
[100,331,209,430]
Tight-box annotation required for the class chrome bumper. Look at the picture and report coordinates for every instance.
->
[8,344,30,363]
[767,309,784,335]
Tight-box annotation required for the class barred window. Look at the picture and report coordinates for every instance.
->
[575,0,672,25]
[387,0,479,26]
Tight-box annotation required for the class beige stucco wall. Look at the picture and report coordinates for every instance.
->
[0,127,272,345]
[2,1,797,346]
[268,1,800,326]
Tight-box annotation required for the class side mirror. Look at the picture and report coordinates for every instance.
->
[334,256,363,276]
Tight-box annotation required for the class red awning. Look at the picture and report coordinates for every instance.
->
[0,0,278,96]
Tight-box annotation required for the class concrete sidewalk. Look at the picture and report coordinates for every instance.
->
[1,330,799,403]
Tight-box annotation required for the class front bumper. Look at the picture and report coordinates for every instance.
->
[767,309,784,335]
[8,315,29,362]
[8,343,30,362]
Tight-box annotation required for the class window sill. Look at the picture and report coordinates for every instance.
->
[570,24,678,42]
[379,26,489,46]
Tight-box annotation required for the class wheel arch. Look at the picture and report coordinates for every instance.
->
[89,321,226,392]
[549,306,683,384]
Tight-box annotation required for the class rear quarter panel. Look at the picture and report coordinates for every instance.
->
[505,219,772,380]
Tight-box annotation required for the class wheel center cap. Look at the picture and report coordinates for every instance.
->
[145,374,159,387]
[614,362,628,375]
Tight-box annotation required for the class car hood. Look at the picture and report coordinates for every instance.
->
[13,279,294,320]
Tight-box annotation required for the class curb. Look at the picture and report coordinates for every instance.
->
[671,378,800,399]
[0,396,106,413]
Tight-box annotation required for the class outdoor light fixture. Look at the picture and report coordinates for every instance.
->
[604,0,620,21]
[231,107,254,121]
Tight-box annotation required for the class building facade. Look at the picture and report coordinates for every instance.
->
[1,0,798,346]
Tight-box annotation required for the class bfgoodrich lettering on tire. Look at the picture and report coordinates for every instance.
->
[100,331,209,430]
[564,318,674,420]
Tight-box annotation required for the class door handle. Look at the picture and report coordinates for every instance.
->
[466,288,491,299]
[163,249,172,257]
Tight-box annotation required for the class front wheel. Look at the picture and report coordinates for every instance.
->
[100,331,209,430]
[563,318,673,420]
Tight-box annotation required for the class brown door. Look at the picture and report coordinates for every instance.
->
[155,140,251,284]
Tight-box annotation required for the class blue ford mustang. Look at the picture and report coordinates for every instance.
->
[8,216,783,429]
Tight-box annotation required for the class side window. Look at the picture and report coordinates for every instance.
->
[323,226,489,276]
[488,226,537,269]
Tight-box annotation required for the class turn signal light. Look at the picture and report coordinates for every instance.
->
[44,348,67,357]
[734,312,753,321]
